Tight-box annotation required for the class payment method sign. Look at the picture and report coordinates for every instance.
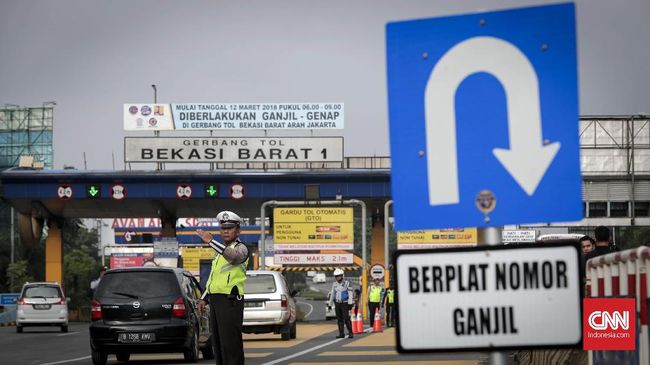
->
[273,207,353,250]
[398,228,477,249]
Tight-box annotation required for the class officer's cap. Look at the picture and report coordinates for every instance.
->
[217,210,242,228]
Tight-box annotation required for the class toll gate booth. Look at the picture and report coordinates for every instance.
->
[0,168,391,284]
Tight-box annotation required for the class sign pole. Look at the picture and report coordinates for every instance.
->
[384,200,392,286]
[484,226,507,365]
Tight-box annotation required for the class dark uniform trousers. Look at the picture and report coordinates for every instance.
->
[334,301,353,336]
[208,293,245,365]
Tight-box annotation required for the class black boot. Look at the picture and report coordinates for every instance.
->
[345,319,354,338]
[336,322,345,338]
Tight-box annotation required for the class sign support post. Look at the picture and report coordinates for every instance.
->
[484,226,506,365]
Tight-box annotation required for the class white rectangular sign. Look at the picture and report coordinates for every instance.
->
[124,103,344,130]
[124,137,343,163]
[502,230,537,243]
[273,253,353,265]
[396,243,582,352]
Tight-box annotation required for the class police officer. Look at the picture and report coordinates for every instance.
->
[367,277,384,328]
[197,211,249,365]
[328,268,354,338]
[383,286,395,327]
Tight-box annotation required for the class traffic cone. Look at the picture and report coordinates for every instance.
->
[355,309,363,333]
[351,306,361,334]
[373,308,383,333]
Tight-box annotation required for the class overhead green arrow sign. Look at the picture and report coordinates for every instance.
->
[205,184,218,197]
[86,184,101,198]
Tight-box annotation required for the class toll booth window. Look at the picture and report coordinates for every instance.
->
[609,201,629,217]
[588,202,607,217]
[635,201,650,217]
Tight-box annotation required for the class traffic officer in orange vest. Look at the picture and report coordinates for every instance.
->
[367,277,384,328]
[197,211,249,365]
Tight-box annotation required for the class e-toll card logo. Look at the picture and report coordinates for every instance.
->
[583,298,635,350]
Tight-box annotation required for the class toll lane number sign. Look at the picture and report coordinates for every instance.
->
[394,243,582,352]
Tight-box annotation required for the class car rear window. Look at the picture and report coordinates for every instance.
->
[23,285,61,298]
[96,271,181,299]
[246,274,277,294]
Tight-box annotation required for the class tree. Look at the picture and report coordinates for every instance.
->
[6,260,33,292]
[63,249,99,308]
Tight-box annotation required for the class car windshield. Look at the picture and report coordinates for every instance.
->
[95,271,180,299]
[246,274,277,294]
[23,285,61,298]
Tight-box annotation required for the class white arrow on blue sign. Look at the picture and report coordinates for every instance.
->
[386,3,582,230]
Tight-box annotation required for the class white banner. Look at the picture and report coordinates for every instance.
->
[273,253,353,265]
[502,230,537,243]
[124,137,344,163]
[124,103,344,130]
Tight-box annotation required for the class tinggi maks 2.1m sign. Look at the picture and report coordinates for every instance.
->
[394,243,582,352]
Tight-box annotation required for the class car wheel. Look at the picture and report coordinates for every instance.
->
[61,325,68,333]
[290,321,297,339]
[16,325,23,333]
[116,352,130,362]
[280,323,291,341]
[184,328,199,363]
[91,349,107,365]
[201,335,215,360]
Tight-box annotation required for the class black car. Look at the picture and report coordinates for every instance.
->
[89,267,212,365]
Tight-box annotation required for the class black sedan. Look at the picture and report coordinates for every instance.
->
[89,267,212,365]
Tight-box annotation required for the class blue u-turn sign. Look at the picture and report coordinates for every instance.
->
[386,3,582,231]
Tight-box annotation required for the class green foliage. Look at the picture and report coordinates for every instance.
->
[6,260,34,292]
[64,249,100,308]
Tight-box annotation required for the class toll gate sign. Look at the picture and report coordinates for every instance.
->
[394,243,582,352]
[273,207,353,250]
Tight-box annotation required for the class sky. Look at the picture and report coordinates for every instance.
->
[1,0,649,170]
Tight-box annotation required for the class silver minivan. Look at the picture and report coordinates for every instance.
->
[243,271,297,340]
[16,282,69,333]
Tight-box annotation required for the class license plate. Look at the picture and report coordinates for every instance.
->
[33,304,51,310]
[118,332,155,343]
[244,301,263,308]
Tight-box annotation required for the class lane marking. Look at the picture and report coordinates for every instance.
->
[261,338,341,365]
[56,331,78,337]
[296,300,314,318]
[319,350,398,356]
[38,355,91,365]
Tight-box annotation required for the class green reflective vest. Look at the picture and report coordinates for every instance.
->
[386,289,394,303]
[206,241,248,295]
[369,285,383,303]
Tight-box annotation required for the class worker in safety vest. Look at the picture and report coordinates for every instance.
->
[367,277,384,328]
[383,286,395,327]
[197,210,249,365]
[328,268,354,338]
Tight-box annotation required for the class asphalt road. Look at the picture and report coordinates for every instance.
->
[0,322,488,365]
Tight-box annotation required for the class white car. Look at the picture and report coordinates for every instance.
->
[16,282,69,333]
[243,271,297,340]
